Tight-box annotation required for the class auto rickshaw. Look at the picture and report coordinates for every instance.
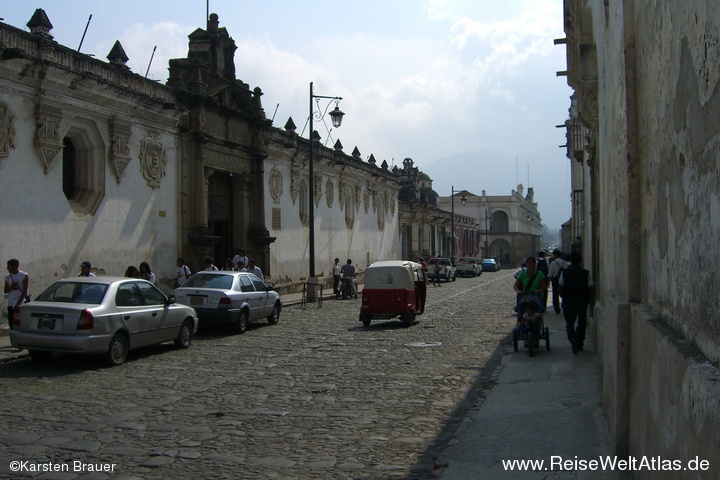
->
[359,260,427,327]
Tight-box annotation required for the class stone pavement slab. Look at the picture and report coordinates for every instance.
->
[435,313,629,480]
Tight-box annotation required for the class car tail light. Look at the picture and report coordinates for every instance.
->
[219,297,232,309]
[12,306,20,326]
[76,309,95,330]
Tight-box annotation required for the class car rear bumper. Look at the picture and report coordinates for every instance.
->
[193,308,238,323]
[10,331,113,354]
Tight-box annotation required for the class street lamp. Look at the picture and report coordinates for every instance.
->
[485,208,492,259]
[450,186,467,261]
[308,82,344,279]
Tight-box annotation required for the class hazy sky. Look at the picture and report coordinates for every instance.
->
[5,1,574,229]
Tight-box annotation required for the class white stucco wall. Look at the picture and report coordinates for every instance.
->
[265,159,401,283]
[574,0,720,470]
[0,63,180,318]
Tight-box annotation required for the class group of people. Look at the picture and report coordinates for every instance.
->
[123,261,156,284]
[202,249,264,280]
[513,249,595,355]
[332,258,356,298]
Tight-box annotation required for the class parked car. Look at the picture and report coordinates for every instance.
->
[173,271,281,333]
[481,258,500,272]
[10,277,198,366]
[427,257,457,282]
[455,257,482,277]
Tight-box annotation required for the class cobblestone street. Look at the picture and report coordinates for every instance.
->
[0,271,518,479]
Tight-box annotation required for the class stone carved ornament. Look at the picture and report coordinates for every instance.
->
[354,185,362,213]
[35,103,63,173]
[269,167,283,205]
[0,101,16,159]
[338,181,347,211]
[314,175,323,208]
[325,178,334,208]
[363,187,371,214]
[290,169,300,205]
[139,131,167,189]
[109,119,132,183]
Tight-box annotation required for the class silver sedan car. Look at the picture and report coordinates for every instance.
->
[10,277,198,366]
[173,271,281,333]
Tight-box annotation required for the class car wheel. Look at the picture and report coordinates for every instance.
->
[29,350,52,362]
[106,333,128,366]
[234,310,248,334]
[267,303,280,325]
[174,319,194,349]
[360,313,371,327]
[400,312,416,327]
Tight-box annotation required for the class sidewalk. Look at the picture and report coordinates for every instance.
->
[435,312,627,479]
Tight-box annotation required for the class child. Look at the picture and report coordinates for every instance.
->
[520,303,542,328]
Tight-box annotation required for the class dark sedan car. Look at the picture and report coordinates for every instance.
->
[481,259,500,272]
[11,277,198,366]
[173,271,282,333]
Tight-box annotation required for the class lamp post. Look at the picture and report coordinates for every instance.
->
[308,82,344,279]
[485,208,492,259]
[450,187,467,261]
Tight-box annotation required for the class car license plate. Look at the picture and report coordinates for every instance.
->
[37,318,56,330]
[190,297,204,306]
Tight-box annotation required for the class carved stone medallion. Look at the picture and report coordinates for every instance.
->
[139,131,167,189]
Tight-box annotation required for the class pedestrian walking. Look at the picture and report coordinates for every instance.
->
[433,261,442,286]
[232,249,248,271]
[204,257,218,271]
[559,251,595,354]
[332,258,341,297]
[139,261,156,284]
[175,257,191,287]
[548,249,568,314]
[247,259,263,280]
[125,265,140,278]
[4,259,29,331]
[536,251,549,308]
[78,261,95,277]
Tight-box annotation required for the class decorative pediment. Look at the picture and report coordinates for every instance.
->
[0,101,16,159]
[139,131,167,189]
[109,118,132,183]
[35,102,63,173]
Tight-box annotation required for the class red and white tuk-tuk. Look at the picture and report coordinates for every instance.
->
[359,260,427,327]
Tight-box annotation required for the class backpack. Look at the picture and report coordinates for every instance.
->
[537,258,549,276]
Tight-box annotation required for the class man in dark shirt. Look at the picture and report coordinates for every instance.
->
[340,259,356,298]
[559,251,595,354]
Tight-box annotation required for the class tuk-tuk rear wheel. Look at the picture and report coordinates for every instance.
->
[360,314,371,327]
[401,312,416,327]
